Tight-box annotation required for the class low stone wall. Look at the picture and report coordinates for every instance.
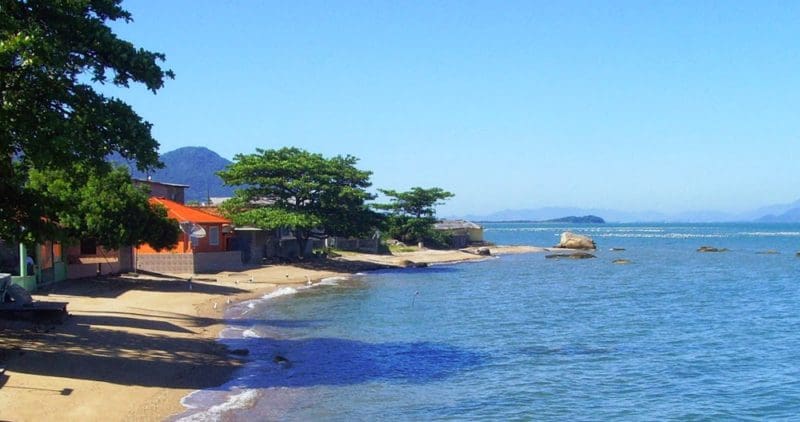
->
[136,253,194,275]
[329,237,379,254]
[194,251,244,273]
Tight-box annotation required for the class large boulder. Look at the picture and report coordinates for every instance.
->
[476,247,491,256]
[555,232,596,250]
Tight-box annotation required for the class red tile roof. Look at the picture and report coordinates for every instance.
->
[149,197,231,224]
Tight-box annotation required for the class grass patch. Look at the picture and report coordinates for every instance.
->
[389,244,418,253]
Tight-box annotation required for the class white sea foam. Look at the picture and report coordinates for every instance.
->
[594,233,726,239]
[242,328,261,338]
[317,276,346,286]
[262,286,299,300]
[178,389,260,421]
[739,231,800,237]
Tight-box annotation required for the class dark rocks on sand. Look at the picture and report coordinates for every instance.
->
[399,260,428,268]
[612,259,632,265]
[697,246,729,253]
[476,247,491,256]
[546,252,596,260]
[554,232,596,250]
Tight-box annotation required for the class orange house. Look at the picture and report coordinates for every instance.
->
[135,197,243,274]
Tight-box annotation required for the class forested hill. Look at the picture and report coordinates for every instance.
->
[111,146,235,202]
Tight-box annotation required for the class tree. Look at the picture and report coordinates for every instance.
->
[375,187,454,245]
[0,0,173,242]
[28,165,180,251]
[218,147,381,258]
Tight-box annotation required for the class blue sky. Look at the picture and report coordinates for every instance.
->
[106,1,800,216]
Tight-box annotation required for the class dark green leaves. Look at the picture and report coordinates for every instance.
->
[28,165,180,250]
[218,147,381,257]
[375,187,454,245]
[1,0,172,241]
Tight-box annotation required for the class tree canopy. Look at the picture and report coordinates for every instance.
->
[218,147,381,258]
[0,0,172,241]
[27,165,180,251]
[375,187,454,245]
[375,187,455,218]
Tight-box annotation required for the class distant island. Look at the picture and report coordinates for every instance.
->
[542,215,605,224]
[477,215,606,224]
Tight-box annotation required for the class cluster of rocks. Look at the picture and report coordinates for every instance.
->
[545,232,635,264]
[697,246,729,253]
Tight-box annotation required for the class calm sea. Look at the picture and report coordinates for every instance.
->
[173,223,800,421]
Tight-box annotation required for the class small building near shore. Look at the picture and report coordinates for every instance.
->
[135,197,242,274]
[433,220,485,248]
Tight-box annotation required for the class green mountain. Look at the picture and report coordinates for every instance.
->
[112,146,234,202]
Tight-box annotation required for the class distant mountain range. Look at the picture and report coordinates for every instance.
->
[111,146,235,202]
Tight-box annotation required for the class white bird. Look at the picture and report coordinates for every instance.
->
[213,302,218,310]
[306,275,312,286]
[226,298,231,304]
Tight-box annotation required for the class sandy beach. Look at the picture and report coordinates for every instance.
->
[0,246,544,421]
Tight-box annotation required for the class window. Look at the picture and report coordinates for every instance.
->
[209,226,220,247]
[80,238,97,255]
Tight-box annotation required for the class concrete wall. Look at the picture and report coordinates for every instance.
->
[135,251,244,275]
[118,246,133,273]
[194,251,244,273]
[136,253,194,275]
[329,237,379,253]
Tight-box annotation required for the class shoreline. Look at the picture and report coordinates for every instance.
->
[0,245,545,421]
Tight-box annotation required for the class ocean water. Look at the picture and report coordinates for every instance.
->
[173,223,800,421]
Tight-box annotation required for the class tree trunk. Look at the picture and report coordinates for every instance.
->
[295,231,308,259]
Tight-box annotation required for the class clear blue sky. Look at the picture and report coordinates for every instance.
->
[106,1,800,216]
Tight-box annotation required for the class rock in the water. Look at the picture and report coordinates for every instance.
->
[546,252,596,260]
[612,259,632,264]
[230,348,249,356]
[555,232,596,250]
[610,247,626,251]
[756,250,780,255]
[697,246,729,253]
[476,247,491,256]
[414,262,429,268]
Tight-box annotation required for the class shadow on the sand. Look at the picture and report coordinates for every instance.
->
[33,276,248,299]
[215,336,487,388]
[0,315,239,389]
[288,257,393,273]
[70,314,196,334]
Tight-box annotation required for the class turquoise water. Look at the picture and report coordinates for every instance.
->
[175,223,800,421]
